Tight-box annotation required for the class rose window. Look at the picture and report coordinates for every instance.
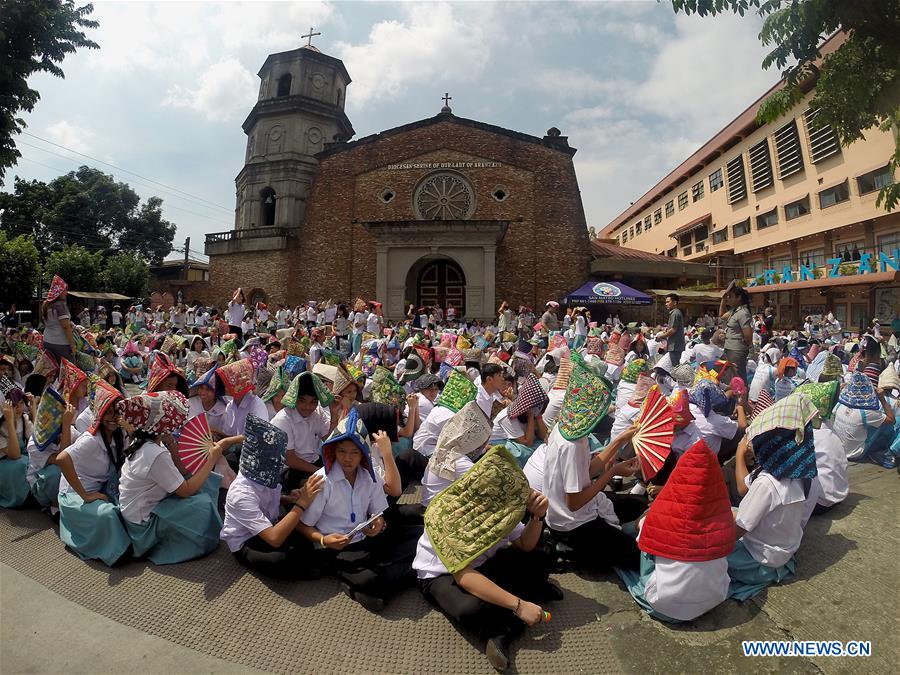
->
[413,172,475,220]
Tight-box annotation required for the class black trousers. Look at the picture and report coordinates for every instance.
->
[419,548,551,642]
[550,494,645,570]
[326,522,423,600]
[396,447,428,488]
[281,460,323,494]
[227,325,243,343]
[234,531,316,578]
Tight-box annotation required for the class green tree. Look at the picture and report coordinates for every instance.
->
[0,233,40,308]
[101,252,148,298]
[0,166,176,262]
[44,244,103,292]
[1,0,99,182]
[671,0,900,210]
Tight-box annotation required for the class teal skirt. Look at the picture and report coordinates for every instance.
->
[124,473,223,565]
[573,334,586,350]
[0,456,30,508]
[615,553,681,623]
[727,539,795,601]
[30,464,62,509]
[58,491,131,566]
[501,440,542,468]
[392,436,413,458]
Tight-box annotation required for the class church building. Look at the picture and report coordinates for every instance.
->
[204,40,591,320]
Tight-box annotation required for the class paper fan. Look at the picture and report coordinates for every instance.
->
[177,413,215,474]
[633,387,675,481]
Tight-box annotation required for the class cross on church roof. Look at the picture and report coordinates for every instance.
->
[442,92,452,106]
[301,27,321,47]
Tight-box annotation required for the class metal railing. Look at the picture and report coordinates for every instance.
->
[205,227,294,244]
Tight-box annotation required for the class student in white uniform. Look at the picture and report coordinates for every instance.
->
[272,372,336,492]
[217,359,269,438]
[260,366,290,420]
[0,386,33,508]
[727,394,821,600]
[413,371,476,459]
[616,438,734,622]
[55,380,131,566]
[414,446,558,673]
[117,391,241,565]
[26,388,75,509]
[686,379,746,458]
[829,371,894,459]
[221,417,324,578]
[186,361,235,487]
[412,373,442,427]
[298,408,421,612]
[475,363,508,419]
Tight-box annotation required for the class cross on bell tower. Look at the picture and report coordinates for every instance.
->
[440,92,452,114]
[301,27,321,47]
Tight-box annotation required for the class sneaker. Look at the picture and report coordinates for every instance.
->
[486,636,510,672]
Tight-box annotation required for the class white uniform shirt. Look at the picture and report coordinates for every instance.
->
[542,388,566,429]
[366,312,380,334]
[416,393,435,422]
[523,443,547,493]
[421,454,475,507]
[610,403,641,442]
[188,397,228,434]
[118,442,185,524]
[26,434,70,485]
[543,426,619,532]
[300,463,388,544]
[735,471,810,568]
[58,431,113,495]
[490,407,526,443]
[812,424,849,507]
[271,406,330,464]
[475,384,500,419]
[0,415,31,458]
[223,394,269,437]
[829,403,885,458]
[688,404,738,455]
[643,556,730,621]
[414,522,525,580]
[227,302,244,326]
[220,472,282,552]
[412,405,455,457]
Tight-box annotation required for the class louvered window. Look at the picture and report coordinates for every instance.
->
[709,168,724,192]
[774,119,804,178]
[749,139,774,192]
[726,154,747,204]
[803,108,841,164]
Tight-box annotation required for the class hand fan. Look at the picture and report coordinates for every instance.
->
[633,387,675,481]
[177,413,215,474]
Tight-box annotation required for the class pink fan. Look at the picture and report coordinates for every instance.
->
[633,387,675,480]
[177,413,215,474]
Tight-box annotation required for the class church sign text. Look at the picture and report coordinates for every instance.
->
[386,161,501,170]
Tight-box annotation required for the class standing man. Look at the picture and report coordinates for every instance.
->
[663,293,685,366]
[541,301,560,342]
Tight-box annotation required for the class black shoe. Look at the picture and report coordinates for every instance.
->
[486,636,510,672]
[344,585,386,613]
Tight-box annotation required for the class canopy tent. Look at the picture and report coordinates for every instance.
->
[565,281,652,306]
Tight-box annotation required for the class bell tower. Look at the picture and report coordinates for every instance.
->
[234,40,354,231]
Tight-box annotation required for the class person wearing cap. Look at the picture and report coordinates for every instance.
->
[298,407,420,612]
[272,372,337,493]
[413,373,442,425]
[221,415,325,577]
[0,386,33,507]
[117,391,242,564]
[55,381,130,566]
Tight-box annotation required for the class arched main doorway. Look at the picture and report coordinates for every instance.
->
[414,258,465,315]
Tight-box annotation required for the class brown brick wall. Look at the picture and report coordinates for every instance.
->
[212,116,591,315]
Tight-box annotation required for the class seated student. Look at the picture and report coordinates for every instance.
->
[615,359,649,411]
[410,373,442,429]
[687,380,746,458]
[413,371,477,458]
[118,341,145,384]
[60,358,90,435]
[0,386,33,508]
[617,439,735,622]
[260,365,291,420]
[490,374,549,466]
[117,391,240,565]
[543,353,643,570]
[422,401,492,507]
[773,357,802,401]
[794,381,848,513]
[542,355,571,429]
[221,416,325,578]
[353,403,406,499]
[728,394,821,600]
[273,372,337,493]
[610,373,654,452]
[186,360,234,486]
[217,359,268,472]
[830,371,895,459]
[298,408,422,612]
[415,445,557,673]
[748,346,781,417]
[26,388,74,509]
[55,381,131,566]
[185,335,209,372]
[145,350,190,397]
[475,362,510,419]
[370,366,417,454]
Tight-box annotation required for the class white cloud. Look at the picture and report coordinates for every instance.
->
[336,3,496,106]
[163,59,258,123]
[45,121,97,154]
[212,1,333,50]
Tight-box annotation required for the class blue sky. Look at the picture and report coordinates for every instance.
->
[9,1,773,261]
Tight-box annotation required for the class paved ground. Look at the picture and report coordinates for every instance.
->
[1,462,897,674]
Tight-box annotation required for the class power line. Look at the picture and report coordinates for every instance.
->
[22,131,233,213]
[14,152,228,223]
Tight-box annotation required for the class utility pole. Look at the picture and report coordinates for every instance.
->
[183,236,190,281]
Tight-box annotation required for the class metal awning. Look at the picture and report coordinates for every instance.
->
[670,213,712,239]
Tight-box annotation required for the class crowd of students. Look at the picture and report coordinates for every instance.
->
[1,276,898,672]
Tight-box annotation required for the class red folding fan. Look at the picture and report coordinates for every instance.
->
[177,413,215,474]
[633,387,675,480]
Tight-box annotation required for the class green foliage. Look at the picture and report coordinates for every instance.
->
[101,252,148,298]
[44,244,103,292]
[0,232,40,307]
[838,262,857,276]
[670,0,900,211]
[0,1,98,182]
[0,166,176,263]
